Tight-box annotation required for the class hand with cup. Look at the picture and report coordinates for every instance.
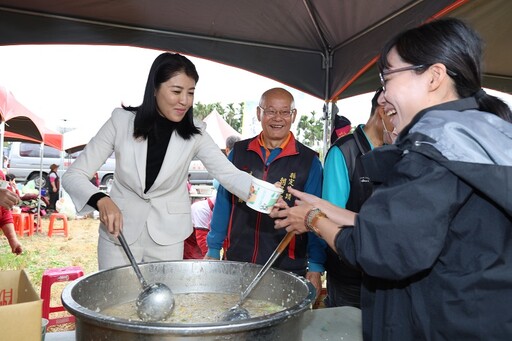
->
[246,178,284,214]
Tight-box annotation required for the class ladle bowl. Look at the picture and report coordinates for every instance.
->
[118,232,175,322]
[219,232,295,322]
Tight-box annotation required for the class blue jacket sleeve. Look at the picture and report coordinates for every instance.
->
[206,151,234,259]
[322,146,350,208]
[305,156,327,273]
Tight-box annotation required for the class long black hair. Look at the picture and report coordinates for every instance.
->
[378,18,511,122]
[124,52,201,139]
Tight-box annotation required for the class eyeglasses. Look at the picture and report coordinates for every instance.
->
[258,106,296,118]
[379,64,427,92]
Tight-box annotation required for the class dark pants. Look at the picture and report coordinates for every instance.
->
[324,274,361,308]
[49,190,59,210]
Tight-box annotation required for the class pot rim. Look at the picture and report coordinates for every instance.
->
[62,260,316,335]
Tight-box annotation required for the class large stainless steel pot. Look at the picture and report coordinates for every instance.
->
[62,260,316,340]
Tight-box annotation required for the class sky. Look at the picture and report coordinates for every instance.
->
[1,44,511,139]
[0,44,374,137]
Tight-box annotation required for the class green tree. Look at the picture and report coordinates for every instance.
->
[222,102,244,133]
[193,102,221,120]
[193,102,244,133]
[296,110,324,148]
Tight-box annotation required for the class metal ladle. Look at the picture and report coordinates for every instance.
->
[219,231,295,322]
[117,232,175,322]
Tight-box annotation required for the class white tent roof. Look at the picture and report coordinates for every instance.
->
[63,127,96,153]
[203,110,242,149]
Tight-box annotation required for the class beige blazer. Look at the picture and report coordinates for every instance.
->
[62,108,252,245]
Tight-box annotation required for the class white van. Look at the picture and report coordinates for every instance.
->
[6,142,115,188]
[7,142,212,187]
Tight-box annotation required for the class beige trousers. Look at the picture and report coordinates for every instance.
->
[97,224,184,270]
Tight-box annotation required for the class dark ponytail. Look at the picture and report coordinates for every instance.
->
[473,89,512,122]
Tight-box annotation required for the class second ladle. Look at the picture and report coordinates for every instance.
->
[219,231,295,322]
[117,232,175,322]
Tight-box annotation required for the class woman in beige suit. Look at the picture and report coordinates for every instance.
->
[63,53,254,269]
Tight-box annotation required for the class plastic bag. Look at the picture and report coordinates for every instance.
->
[56,191,77,220]
[21,180,39,195]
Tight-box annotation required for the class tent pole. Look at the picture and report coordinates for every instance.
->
[322,51,332,160]
[36,143,43,232]
[0,121,4,169]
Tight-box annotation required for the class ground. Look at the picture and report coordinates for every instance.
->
[0,215,99,332]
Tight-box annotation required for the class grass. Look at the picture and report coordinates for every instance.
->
[0,216,99,332]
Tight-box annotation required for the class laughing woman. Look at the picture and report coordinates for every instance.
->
[271,18,512,340]
[63,53,256,270]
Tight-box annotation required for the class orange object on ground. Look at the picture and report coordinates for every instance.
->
[48,212,69,237]
[12,212,34,237]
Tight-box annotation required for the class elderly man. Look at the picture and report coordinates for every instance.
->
[205,87,325,296]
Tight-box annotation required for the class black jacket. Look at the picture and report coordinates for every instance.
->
[337,98,512,340]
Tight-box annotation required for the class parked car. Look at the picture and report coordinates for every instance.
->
[188,157,214,185]
[7,142,213,188]
[6,142,114,188]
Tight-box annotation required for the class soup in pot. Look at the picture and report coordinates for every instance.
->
[101,292,284,323]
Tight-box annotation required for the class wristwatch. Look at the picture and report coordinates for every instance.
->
[305,208,326,237]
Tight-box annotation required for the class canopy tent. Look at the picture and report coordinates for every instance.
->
[0,86,63,151]
[62,128,97,154]
[0,86,63,229]
[203,110,242,150]
[0,0,509,101]
[0,0,510,154]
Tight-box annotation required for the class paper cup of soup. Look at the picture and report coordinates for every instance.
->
[246,178,284,214]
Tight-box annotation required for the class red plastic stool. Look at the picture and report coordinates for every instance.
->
[12,212,34,237]
[33,213,43,233]
[40,266,84,327]
[48,213,69,237]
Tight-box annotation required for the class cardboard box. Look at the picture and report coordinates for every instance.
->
[0,269,42,340]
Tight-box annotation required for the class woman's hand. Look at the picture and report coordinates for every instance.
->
[10,240,23,255]
[271,203,313,234]
[270,187,322,235]
[97,196,123,237]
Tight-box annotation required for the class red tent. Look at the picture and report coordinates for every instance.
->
[0,86,64,229]
[0,86,62,150]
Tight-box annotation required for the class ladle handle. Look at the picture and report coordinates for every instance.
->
[239,232,295,303]
[118,232,148,288]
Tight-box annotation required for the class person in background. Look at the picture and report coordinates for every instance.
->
[205,87,326,299]
[47,164,60,211]
[89,172,100,188]
[0,171,22,255]
[321,87,387,308]
[186,173,193,193]
[212,135,242,190]
[271,18,512,339]
[330,114,352,145]
[5,174,20,197]
[62,52,264,270]
[190,195,216,257]
[0,205,22,255]
[224,135,240,156]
